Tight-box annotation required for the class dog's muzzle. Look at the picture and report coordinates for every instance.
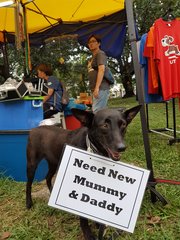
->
[86,135,123,161]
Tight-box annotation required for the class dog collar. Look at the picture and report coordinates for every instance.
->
[86,135,99,154]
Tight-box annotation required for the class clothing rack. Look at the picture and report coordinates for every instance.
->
[146,98,180,145]
[125,0,180,205]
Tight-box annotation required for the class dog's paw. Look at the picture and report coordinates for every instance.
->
[90,237,97,240]
[26,201,33,209]
[85,234,97,240]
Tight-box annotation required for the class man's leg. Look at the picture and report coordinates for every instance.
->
[92,89,109,113]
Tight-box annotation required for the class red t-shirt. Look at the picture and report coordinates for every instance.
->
[154,18,180,100]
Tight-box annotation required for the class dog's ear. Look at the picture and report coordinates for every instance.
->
[124,105,142,124]
[71,108,94,128]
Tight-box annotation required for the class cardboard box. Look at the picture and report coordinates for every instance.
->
[80,92,88,98]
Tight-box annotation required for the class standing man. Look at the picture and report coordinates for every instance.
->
[36,63,63,119]
[87,34,110,113]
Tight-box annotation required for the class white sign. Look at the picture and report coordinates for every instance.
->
[48,145,150,233]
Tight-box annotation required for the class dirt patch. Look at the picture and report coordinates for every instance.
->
[31,176,56,200]
[32,185,50,200]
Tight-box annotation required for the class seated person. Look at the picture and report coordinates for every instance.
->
[36,63,63,119]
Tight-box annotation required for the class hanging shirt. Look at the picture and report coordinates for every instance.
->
[139,33,163,103]
[154,18,180,100]
[143,26,160,94]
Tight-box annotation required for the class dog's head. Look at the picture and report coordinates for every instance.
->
[71,105,141,160]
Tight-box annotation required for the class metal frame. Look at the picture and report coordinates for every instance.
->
[146,99,180,145]
[125,0,168,204]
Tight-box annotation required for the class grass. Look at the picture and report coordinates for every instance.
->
[0,96,180,240]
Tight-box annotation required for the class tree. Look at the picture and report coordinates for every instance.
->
[5,36,91,97]
[134,0,180,35]
[29,37,91,98]
[117,0,180,97]
[2,0,180,97]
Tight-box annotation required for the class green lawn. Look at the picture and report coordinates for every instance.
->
[0,96,180,240]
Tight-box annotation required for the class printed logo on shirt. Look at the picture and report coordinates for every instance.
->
[47,82,52,86]
[87,59,94,72]
[161,35,180,64]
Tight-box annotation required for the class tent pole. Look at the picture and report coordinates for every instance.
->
[22,4,31,76]
[1,31,10,79]
[125,0,167,204]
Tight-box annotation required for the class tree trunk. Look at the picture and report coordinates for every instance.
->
[119,58,135,98]
[121,75,135,98]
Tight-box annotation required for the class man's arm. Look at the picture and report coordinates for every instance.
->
[43,88,54,103]
[93,64,105,98]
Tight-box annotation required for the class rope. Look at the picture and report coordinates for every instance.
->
[155,178,180,185]
[70,0,86,20]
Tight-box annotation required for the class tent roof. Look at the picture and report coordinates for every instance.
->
[1,0,125,33]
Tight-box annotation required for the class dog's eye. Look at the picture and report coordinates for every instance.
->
[102,123,109,128]
[121,122,126,127]
[119,120,126,129]
[101,119,111,129]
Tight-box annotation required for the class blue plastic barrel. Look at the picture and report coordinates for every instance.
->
[0,130,48,182]
[0,99,43,130]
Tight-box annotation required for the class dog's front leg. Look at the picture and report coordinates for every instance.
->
[46,163,57,192]
[98,224,106,240]
[80,217,96,240]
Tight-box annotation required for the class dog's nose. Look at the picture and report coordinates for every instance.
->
[117,143,126,152]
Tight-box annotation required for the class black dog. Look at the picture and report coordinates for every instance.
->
[26,106,141,240]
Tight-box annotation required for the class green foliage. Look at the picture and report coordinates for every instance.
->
[133,0,180,36]
[1,0,180,96]
[3,37,91,97]
[29,37,91,97]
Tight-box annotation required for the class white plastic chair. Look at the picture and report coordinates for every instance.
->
[52,112,66,129]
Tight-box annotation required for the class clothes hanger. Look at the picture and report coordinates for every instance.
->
[162,8,176,22]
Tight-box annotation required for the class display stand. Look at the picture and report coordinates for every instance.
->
[146,99,180,145]
[125,0,168,205]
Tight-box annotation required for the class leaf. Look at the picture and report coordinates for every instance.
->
[47,217,55,228]
[147,216,161,225]
[0,232,11,239]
